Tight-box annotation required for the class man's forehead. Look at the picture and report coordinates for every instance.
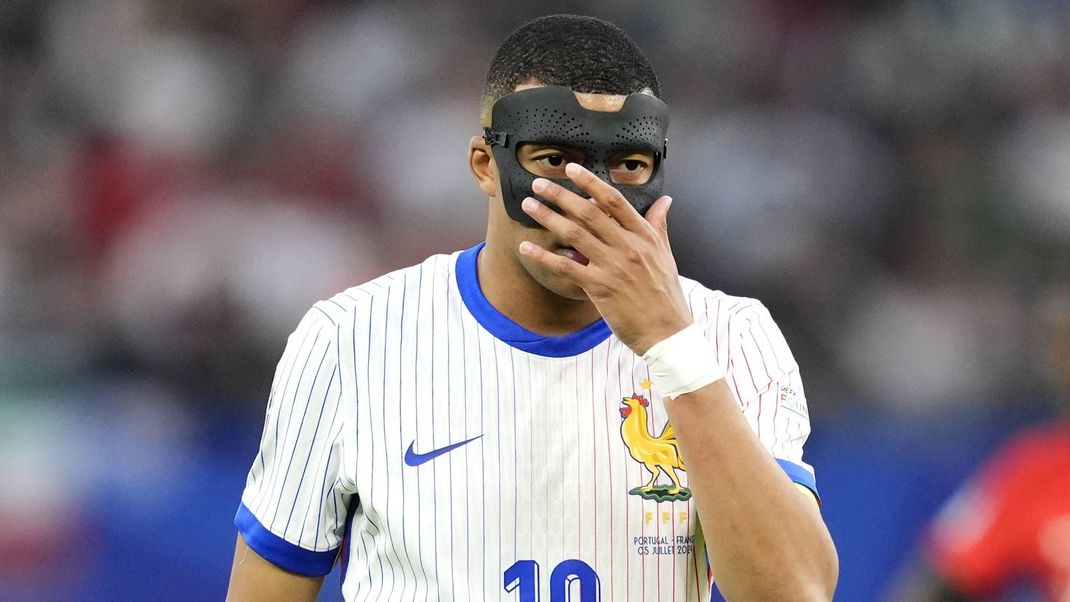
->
[512,82,654,113]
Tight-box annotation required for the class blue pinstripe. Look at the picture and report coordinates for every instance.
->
[253,333,290,489]
[460,290,471,596]
[256,322,317,514]
[510,347,517,564]
[444,261,455,600]
[527,356,535,565]
[576,354,583,558]
[429,261,441,599]
[369,282,389,599]
[326,319,343,551]
[262,322,321,512]
[398,271,417,600]
[331,489,340,552]
[313,305,337,325]
[371,281,400,600]
[378,289,397,602]
[363,295,387,597]
[292,367,338,545]
[268,333,327,525]
[337,304,353,587]
[413,265,429,598]
[378,278,407,598]
[355,517,378,597]
[476,322,486,593]
[278,354,335,533]
[352,289,383,596]
[493,337,502,592]
[310,393,342,549]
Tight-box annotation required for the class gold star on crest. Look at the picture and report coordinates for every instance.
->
[640,378,652,390]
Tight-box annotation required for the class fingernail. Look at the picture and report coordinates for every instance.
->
[522,197,538,211]
[565,162,581,177]
[532,178,548,192]
[519,241,534,253]
[665,196,673,208]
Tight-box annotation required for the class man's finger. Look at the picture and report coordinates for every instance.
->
[518,239,593,284]
[644,196,673,245]
[531,178,628,246]
[520,196,606,260]
[563,162,647,232]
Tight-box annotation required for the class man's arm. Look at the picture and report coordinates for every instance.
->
[519,162,838,600]
[662,379,837,600]
[226,534,324,602]
[228,306,351,601]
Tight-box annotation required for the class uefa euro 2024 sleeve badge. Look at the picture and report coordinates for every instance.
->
[619,379,692,503]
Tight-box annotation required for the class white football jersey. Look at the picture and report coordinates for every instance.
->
[236,242,816,601]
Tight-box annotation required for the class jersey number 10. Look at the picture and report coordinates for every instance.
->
[504,559,600,601]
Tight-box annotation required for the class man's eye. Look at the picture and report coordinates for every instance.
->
[542,155,565,167]
[608,155,654,185]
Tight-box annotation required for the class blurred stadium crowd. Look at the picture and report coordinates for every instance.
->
[2,1,1069,600]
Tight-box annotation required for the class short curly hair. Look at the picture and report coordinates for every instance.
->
[480,14,660,126]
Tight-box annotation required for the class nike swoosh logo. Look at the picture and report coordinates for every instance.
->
[404,435,483,467]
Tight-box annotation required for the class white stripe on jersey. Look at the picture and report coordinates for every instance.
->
[236,242,816,601]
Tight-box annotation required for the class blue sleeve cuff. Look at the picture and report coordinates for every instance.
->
[776,459,820,502]
[235,502,339,577]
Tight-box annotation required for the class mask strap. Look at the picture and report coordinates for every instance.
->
[483,128,509,148]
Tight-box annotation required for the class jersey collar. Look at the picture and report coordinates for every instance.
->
[455,242,612,358]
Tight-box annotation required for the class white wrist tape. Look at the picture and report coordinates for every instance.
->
[642,323,724,399]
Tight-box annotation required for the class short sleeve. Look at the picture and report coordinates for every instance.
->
[725,302,817,497]
[235,306,352,576]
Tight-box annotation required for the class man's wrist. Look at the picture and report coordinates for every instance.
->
[641,322,725,399]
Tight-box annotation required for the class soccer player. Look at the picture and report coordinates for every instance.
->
[227,14,838,601]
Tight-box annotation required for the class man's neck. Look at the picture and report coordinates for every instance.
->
[476,241,602,337]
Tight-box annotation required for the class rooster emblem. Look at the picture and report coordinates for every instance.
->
[620,392,692,502]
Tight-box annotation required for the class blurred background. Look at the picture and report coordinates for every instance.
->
[1,0,1069,600]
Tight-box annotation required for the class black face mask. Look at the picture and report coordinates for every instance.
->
[483,86,669,228]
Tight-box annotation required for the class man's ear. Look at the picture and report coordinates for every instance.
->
[469,135,499,198]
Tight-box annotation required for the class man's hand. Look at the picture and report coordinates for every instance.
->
[520,164,839,601]
[518,162,692,355]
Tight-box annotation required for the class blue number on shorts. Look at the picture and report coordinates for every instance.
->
[504,559,600,601]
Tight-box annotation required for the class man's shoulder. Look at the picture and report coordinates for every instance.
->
[678,275,770,324]
[308,250,461,324]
